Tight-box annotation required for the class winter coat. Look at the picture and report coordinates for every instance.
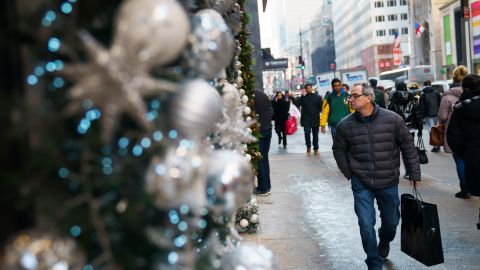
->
[438,86,463,153]
[254,90,273,132]
[374,89,386,108]
[446,90,480,196]
[332,105,421,189]
[420,86,441,117]
[272,98,290,133]
[388,90,414,120]
[292,93,323,127]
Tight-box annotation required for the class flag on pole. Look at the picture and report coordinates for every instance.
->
[393,31,402,48]
[415,21,425,37]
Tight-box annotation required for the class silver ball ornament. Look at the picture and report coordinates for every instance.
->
[188,9,234,79]
[241,95,249,104]
[235,61,242,70]
[233,3,241,13]
[169,79,223,138]
[205,0,236,14]
[250,214,259,224]
[239,219,249,228]
[112,0,190,68]
[243,106,251,115]
[236,76,244,87]
[205,150,254,216]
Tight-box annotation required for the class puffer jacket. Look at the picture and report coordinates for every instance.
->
[438,86,463,153]
[332,105,421,189]
[446,90,480,196]
[420,86,441,117]
[292,93,323,127]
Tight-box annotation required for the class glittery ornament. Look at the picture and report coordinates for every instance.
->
[187,9,234,79]
[241,95,248,104]
[169,79,223,138]
[239,219,249,228]
[145,144,206,211]
[221,244,277,270]
[112,0,190,69]
[250,214,258,224]
[2,230,85,270]
[205,150,254,217]
[243,106,251,115]
[204,0,235,14]
[236,76,244,87]
[235,61,242,71]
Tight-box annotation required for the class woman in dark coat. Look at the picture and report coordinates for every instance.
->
[447,74,480,197]
[271,91,290,148]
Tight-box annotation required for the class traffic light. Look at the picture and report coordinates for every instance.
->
[298,56,304,65]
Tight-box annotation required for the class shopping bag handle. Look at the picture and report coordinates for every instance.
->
[412,186,424,202]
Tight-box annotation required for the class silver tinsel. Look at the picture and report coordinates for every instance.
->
[221,243,277,270]
[2,231,85,270]
[204,0,235,14]
[211,82,256,151]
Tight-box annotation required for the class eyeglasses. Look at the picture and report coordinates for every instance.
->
[347,94,364,100]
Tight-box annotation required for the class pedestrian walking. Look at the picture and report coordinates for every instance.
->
[320,78,351,139]
[342,83,350,95]
[438,65,470,199]
[254,89,273,196]
[370,78,387,109]
[289,84,323,155]
[419,80,441,152]
[447,74,480,199]
[272,91,290,148]
[332,83,421,270]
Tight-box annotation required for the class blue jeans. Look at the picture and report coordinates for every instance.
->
[303,126,319,150]
[330,123,338,139]
[453,154,465,187]
[351,176,400,270]
[257,129,272,192]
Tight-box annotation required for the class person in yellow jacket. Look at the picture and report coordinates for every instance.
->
[320,78,354,138]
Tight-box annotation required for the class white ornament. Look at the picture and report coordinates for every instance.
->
[113,0,190,69]
[236,76,244,86]
[239,219,249,228]
[245,154,251,161]
[241,95,249,104]
[169,79,223,138]
[250,214,258,224]
[221,244,277,270]
[243,106,251,115]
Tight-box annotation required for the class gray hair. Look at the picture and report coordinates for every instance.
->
[353,82,375,98]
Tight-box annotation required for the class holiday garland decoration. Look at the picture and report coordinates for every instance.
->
[1,0,275,269]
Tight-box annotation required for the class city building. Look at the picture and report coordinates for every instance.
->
[309,1,336,75]
[332,0,411,77]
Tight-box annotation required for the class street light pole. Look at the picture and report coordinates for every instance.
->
[299,27,305,85]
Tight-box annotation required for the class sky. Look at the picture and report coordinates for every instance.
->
[258,0,324,49]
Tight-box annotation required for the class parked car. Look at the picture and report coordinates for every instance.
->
[431,80,451,94]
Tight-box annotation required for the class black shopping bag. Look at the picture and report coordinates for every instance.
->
[401,188,444,266]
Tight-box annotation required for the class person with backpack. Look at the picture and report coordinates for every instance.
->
[320,78,352,139]
[420,80,441,152]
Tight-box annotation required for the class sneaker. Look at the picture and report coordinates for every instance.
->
[403,174,410,180]
[378,240,390,259]
[257,191,271,196]
[314,149,319,155]
[455,191,471,199]
[306,148,311,154]
[278,143,282,147]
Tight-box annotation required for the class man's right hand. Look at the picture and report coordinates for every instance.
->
[321,126,326,134]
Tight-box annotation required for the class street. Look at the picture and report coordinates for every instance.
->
[244,127,480,270]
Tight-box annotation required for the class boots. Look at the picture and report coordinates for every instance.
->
[455,183,471,199]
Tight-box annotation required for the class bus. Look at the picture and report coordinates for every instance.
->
[379,65,434,84]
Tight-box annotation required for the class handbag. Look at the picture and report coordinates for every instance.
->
[401,187,444,266]
[429,124,445,147]
[285,116,297,135]
[416,135,428,164]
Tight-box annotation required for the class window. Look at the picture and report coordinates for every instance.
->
[388,14,398,21]
[389,29,398,35]
[376,16,385,22]
[376,29,386,36]
[401,13,408,20]
[375,1,384,8]
[402,27,408,34]
[400,0,408,5]
[387,0,396,7]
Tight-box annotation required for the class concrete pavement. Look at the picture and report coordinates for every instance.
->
[244,128,480,270]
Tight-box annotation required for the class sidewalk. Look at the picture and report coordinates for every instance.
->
[243,129,480,270]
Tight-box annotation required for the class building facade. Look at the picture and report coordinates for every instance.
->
[309,1,336,75]
[332,0,411,77]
